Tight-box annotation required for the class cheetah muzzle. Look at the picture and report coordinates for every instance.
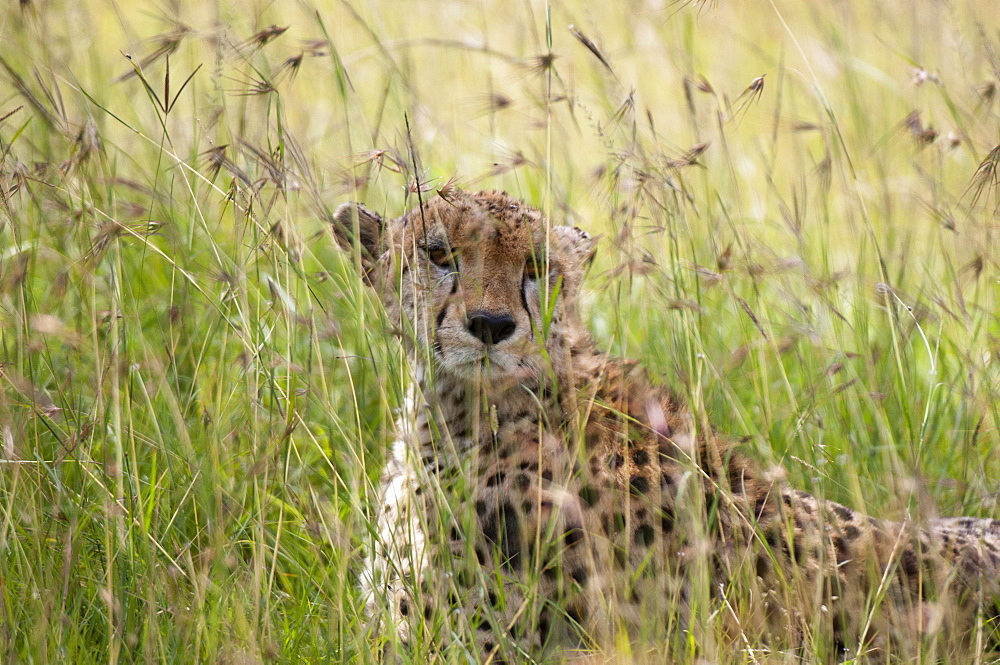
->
[332,189,1000,662]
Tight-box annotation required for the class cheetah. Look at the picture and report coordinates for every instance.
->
[332,189,1000,662]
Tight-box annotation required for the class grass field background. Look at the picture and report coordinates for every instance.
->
[1,0,999,662]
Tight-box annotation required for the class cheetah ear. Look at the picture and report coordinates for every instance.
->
[554,225,598,272]
[332,202,384,276]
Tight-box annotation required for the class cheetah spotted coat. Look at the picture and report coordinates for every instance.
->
[333,189,1000,662]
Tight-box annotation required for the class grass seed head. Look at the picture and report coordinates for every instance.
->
[237,24,289,54]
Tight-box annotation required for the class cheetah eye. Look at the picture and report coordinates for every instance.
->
[426,247,456,268]
[524,252,547,280]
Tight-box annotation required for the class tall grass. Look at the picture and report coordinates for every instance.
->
[0,0,998,662]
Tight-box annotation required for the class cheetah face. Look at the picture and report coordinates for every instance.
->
[333,190,595,385]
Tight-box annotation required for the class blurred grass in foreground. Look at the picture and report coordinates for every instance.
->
[1,0,999,661]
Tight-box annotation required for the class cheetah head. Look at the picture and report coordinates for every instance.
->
[333,190,596,386]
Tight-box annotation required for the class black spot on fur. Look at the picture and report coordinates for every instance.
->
[844,525,860,540]
[482,502,523,573]
[399,599,409,616]
[629,475,650,495]
[833,504,854,521]
[541,468,552,481]
[832,536,851,565]
[571,567,589,586]
[482,515,499,549]
[900,548,920,578]
[832,612,847,643]
[635,523,655,547]
[502,503,522,571]
[610,453,624,469]
[661,507,674,534]
[435,305,447,330]
[514,473,530,489]
[565,525,585,548]
[538,612,552,643]
[632,448,650,467]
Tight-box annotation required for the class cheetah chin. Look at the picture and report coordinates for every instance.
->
[443,353,541,387]
[333,188,1000,663]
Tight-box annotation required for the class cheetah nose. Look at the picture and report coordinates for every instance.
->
[466,311,516,345]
